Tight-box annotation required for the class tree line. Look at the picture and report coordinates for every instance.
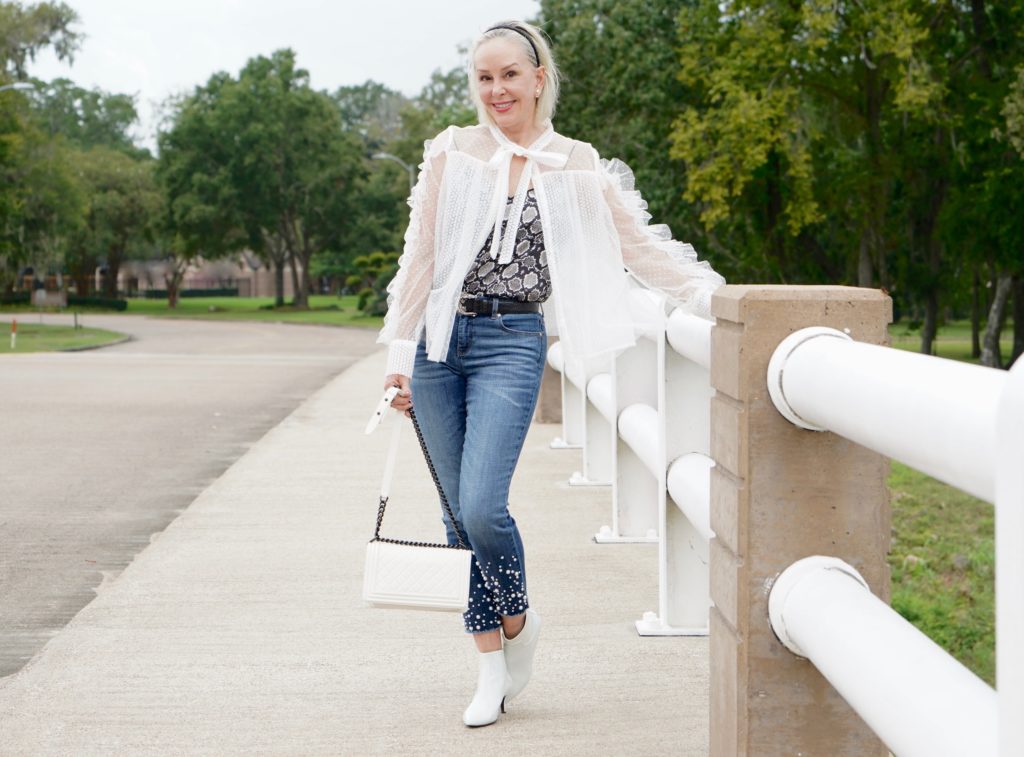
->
[540,0,1024,367]
[2,1,1021,365]
[0,1,472,309]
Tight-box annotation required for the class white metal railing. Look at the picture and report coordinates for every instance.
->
[766,327,1003,501]
[547,281,715,634]
[765,327,1024,756]
[666,453,713,542]
[601,288,662,542]
[995,361,1024,756]
[768,556,998,757]
[546,341,584,451]
[545,293,1022,753]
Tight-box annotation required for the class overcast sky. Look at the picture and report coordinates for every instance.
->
[27,0,541,149]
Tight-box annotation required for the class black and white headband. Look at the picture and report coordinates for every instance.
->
[486,24,541,67]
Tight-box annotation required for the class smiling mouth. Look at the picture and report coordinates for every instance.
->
[492,101,515,113]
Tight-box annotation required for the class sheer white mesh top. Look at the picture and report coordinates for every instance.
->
[377,121,725,378]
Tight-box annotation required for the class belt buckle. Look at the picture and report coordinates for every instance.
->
[457,294,478,317]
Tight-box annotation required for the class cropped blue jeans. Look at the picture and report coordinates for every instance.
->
[412,311,547,633]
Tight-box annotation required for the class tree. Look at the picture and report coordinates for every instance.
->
[147,196,193,308]
[994,54,1024,367]
[315,67,477,290]
[539,1,1024,364]
[935,2,1024,364]
[541,0,706,266]
[334,80,408,151]
[980,275,1012,368]
[326,80,416,274]
[28,77,143,155]
[664,0,1024,359]
[159,50,365,308]
[75,146,160,297]
[230,50,364,308]
[0,0,83,291]
[0,103,84,291]
[158,75,252,298]
[416,65,476,130]
[670,0,947,287]
[0,1,79,78]
[381,65,476,167]
[344,251,399,314]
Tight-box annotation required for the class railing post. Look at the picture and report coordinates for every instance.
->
[573,356,615,486]
[636,313,715,635]
[996,357,1024,754]
[535,336,562,424]
[595,288,667,542]
[708,285,892,756]
[598,334,662,541]
[548,343,584,450]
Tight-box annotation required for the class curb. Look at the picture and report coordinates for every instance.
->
[58,334,134,352]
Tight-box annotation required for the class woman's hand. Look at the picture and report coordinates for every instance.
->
[384,373,413,416]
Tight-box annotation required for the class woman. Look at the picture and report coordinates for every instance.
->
[378,20,723,727]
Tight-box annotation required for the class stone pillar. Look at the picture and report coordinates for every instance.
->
[709,285,892,756]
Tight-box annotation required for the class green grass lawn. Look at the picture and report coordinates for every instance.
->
[862,322,1003,684]
[0,321,127,353]
[124,294,384,328]
[888,463,994,684]
[0,294,385,329]
[889,320,999,684]
[889,321,1013,363]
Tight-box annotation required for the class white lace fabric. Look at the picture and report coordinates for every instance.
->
[376,127,452,378]
[378,123,724,377]
[599,156,724,320]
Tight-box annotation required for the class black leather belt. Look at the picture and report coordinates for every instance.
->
[457,295,543,317]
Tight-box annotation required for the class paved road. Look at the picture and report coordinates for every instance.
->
[0,314,380,677]
[0,348,708,756]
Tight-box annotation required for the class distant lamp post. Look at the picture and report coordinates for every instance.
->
[0,82,35,94]
[372,152,415,196]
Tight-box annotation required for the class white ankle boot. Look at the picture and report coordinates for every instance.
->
[502,609,540,703]
[463,649,509,727]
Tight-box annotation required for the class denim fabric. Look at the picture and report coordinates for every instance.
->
[412,311,547,633]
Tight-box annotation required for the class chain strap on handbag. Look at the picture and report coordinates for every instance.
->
[363,404,473,612]
[371,407,471,552]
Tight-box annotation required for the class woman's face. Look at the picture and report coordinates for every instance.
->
[473,37,545,134]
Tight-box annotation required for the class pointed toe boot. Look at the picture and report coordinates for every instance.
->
[463,649,509,727]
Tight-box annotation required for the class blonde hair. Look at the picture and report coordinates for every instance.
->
[468,20,561,128]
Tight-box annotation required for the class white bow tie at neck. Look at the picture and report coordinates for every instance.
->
[486,135,568,264]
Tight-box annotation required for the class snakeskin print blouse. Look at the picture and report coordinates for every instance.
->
[461,189,551,302]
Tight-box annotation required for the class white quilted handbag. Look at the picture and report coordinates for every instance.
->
[362,408,473,612]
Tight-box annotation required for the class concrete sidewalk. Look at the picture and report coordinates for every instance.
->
[0,350,708,756]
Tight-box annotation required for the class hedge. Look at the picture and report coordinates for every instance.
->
[2,292,128,310]
[68,295,128,311]
[143,288,239,299]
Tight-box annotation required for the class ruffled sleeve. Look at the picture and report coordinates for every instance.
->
[376,127,453,376]
[599,152,724,320]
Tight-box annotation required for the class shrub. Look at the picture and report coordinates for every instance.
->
[68,295,128,311]
[0,292,128,311]
[348,252,399,315]
[143,288,239,299]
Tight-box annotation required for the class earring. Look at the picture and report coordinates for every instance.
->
[535,89,541,97]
